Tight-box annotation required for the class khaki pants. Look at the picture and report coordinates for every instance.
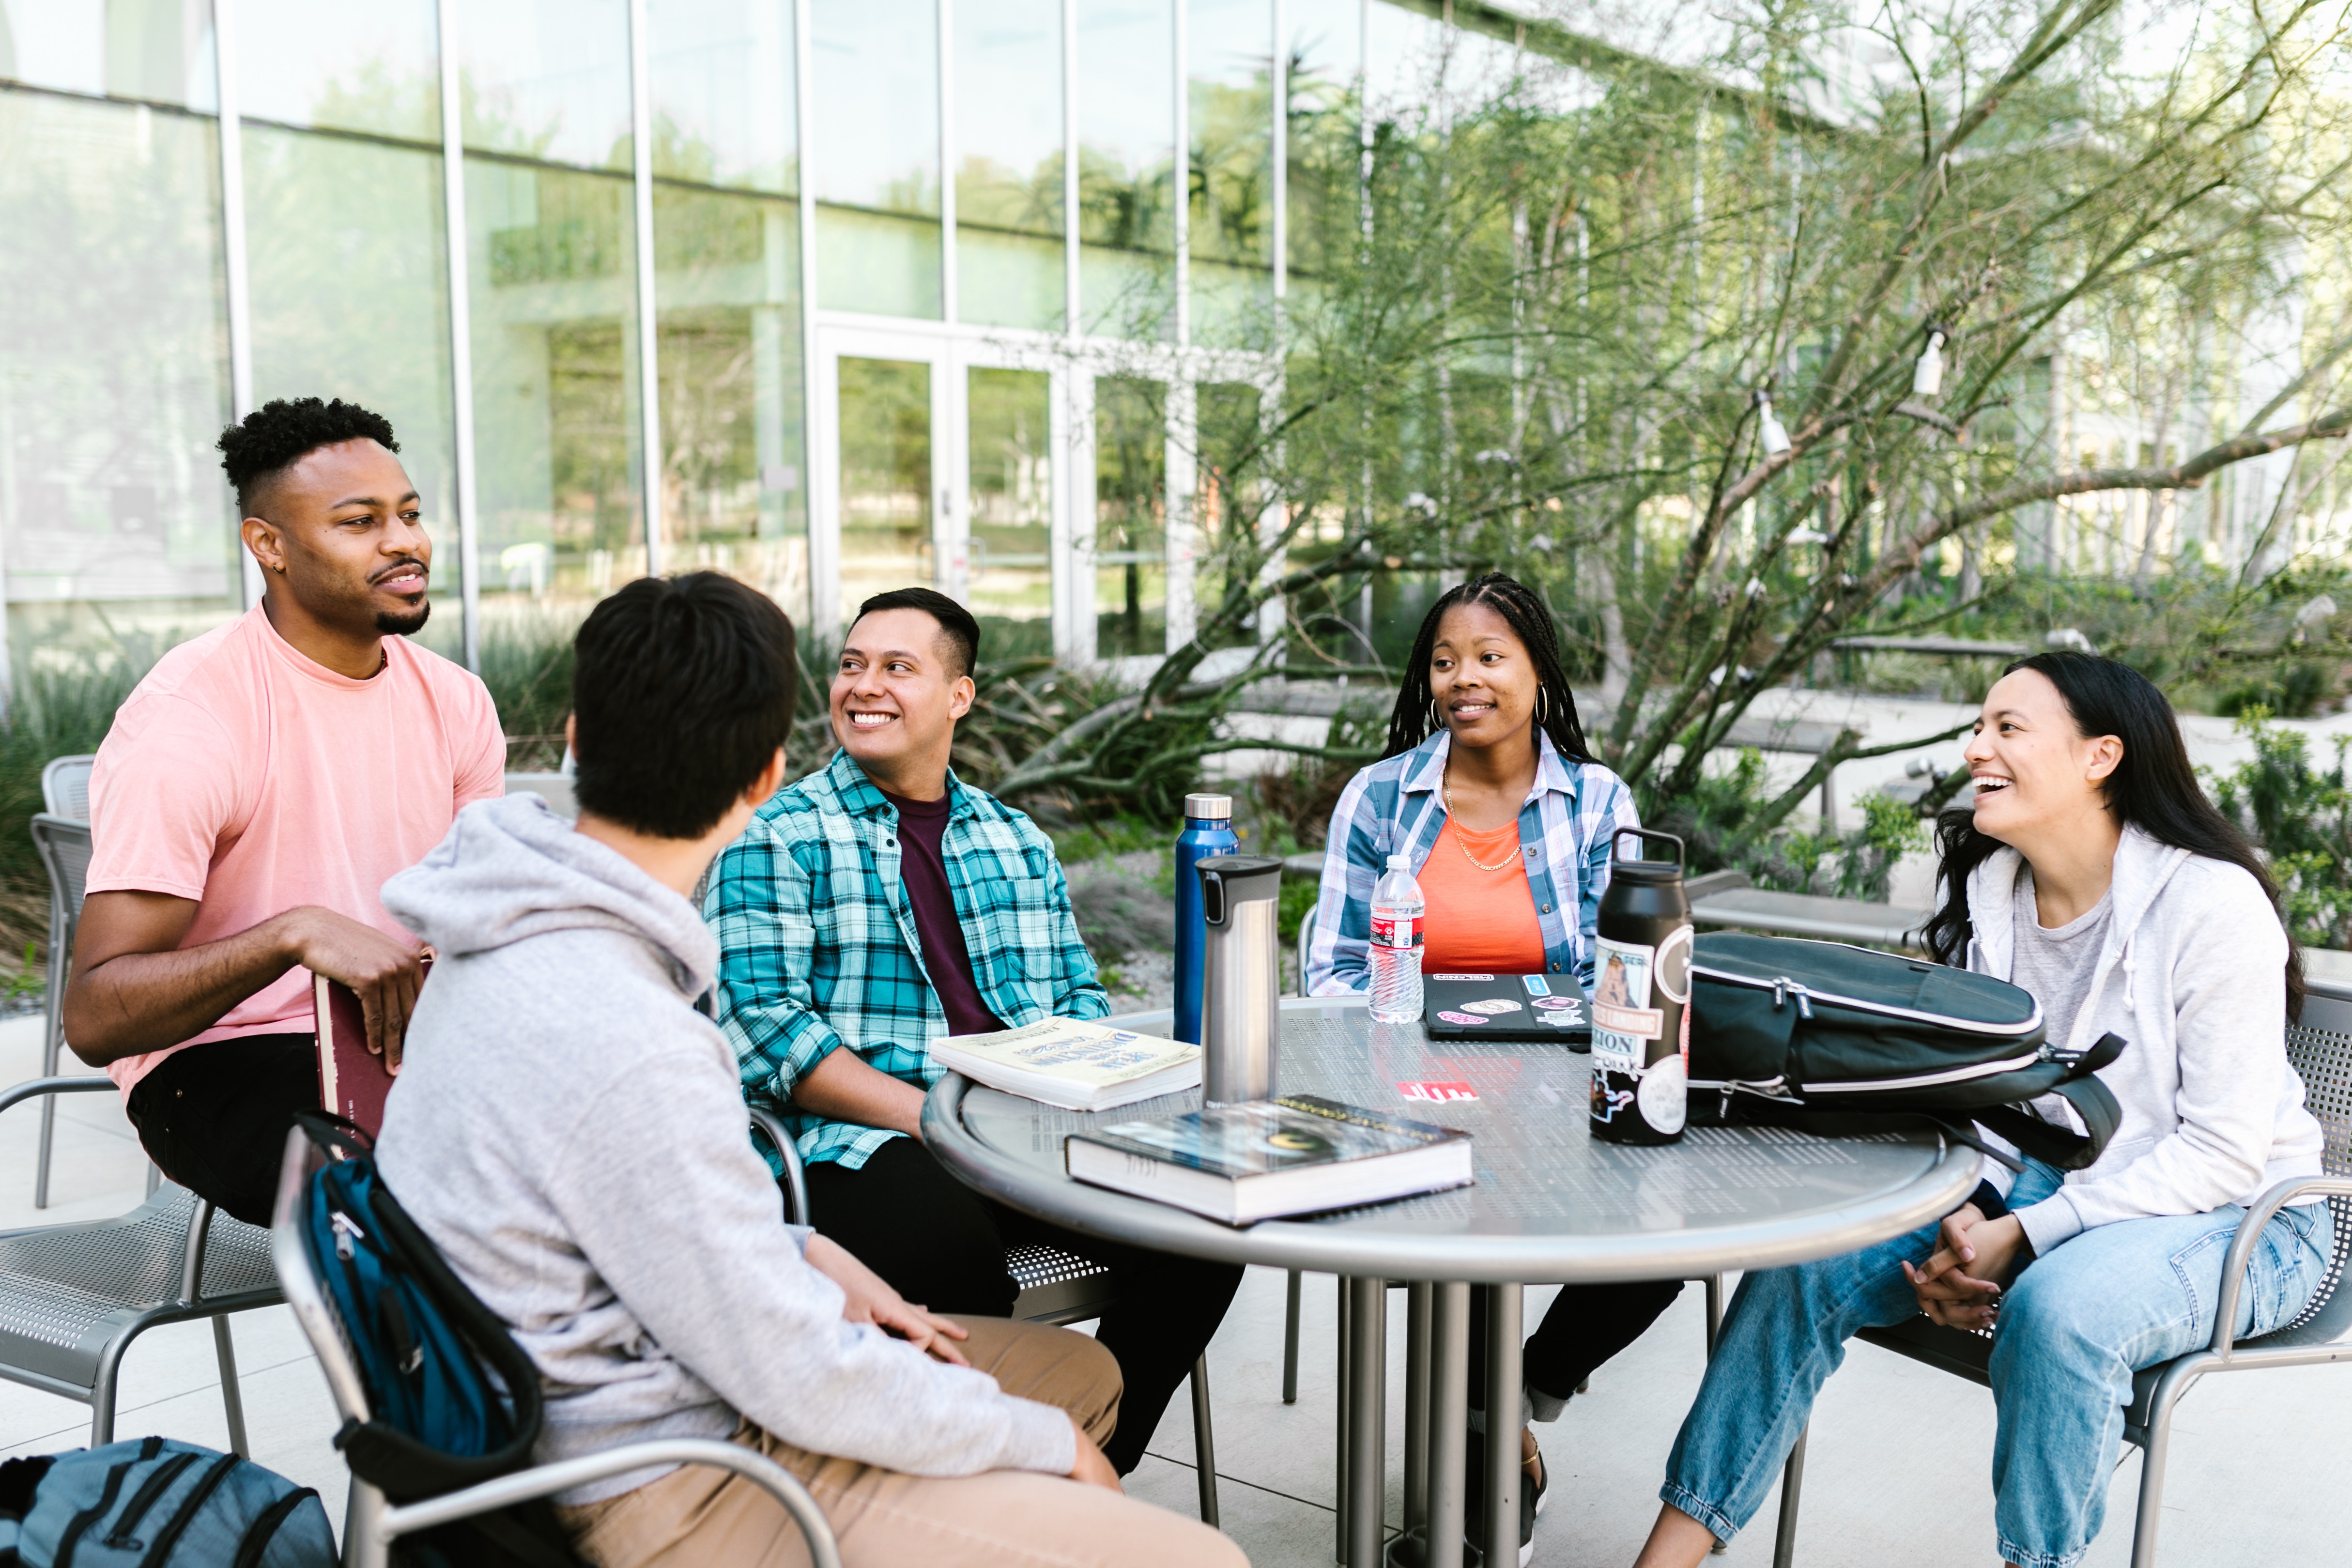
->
[557,1318,1246,1568]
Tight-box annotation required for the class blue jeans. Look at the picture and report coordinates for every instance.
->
[1660,1159,2335,1568]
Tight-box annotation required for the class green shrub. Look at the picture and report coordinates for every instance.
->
[2208,710,2352,950]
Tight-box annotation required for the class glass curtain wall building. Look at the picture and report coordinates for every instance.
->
[0,0,1527,683]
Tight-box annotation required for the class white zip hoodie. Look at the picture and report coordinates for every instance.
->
[1959,823,2325,1256]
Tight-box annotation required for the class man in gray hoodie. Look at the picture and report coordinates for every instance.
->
[376,573,1243,1568]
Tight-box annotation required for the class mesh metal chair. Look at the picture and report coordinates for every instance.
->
[40,755,94,824]
[275,1127,841,1568]
[1768,984,2352,1568]
[750,1109,1224,1525]
[0,1077,277,1452]
[29,812,96,1208]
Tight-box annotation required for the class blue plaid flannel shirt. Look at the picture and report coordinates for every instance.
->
[1303,729,1641,995]
[707,749,1109,1173]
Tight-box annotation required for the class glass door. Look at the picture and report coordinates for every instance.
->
[816,326,1068,659]
[833,354,936,622]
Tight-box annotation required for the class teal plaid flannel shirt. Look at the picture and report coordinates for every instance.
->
[707,749,1109,1173]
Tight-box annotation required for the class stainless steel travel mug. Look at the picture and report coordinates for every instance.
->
[1199,854,1285,1105]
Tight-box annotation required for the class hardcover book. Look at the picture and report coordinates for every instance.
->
[1066,1094,1474,1224]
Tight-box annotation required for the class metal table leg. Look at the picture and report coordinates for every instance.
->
[1482,1284,1522,1568]
[1336,1276,1352,1563]
[1404,1281,1431,1544]
[1347,1276,1388,1568]
[1426,1282,1470,1568]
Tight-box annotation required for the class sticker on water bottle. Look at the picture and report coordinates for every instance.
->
[1590,935,1659,1075]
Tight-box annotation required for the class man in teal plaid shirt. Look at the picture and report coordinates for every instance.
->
[706,587,1240,1476]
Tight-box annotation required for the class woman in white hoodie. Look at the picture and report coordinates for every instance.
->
[1627,652,2334,1568]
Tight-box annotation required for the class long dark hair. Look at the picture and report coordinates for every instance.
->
[1382,572,1597,765]
[1922,650,2303,1020]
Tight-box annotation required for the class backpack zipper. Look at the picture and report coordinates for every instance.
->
[100,1450,201,1550]
[135,1453,240,1568]
[329,1211,366,1261]
[1799,1047,2046,1094]
[1694,961,2042,1038]
[53,1455,140,1566]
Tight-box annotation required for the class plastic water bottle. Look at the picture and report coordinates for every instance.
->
[1369,852,1426,1024]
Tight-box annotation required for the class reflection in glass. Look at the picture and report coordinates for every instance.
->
[1188,0,1272,346]
[457,0,633,171]
[1194,381,1261,646]
[245,124,463,658]
[238,0,441,142]
[837,358,933,622]
[1076,0,1174,339]
[651,1,806,625]
[0,88,240,671]
[0,0,212,106]
[654,190,808,626]
[649,0,797,193]
[955,0,1064,331]
[813,0,941,319]
[1094,376,1166,658]
[466,159,644,640]
[1285,0,1358,284]
[968,368,1053,659]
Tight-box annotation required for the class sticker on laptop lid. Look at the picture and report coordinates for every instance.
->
[1463,999,1522,1015]
[1428,973,1494,982]
[1522,975,1553,997]
[1434,1010,1489,1026]
[1531,996,1579,1012]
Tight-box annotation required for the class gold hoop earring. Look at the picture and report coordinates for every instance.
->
[1537,688,1550,726]
[1426,698,1442,733]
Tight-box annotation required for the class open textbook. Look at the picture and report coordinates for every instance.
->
[932,1016,1203,1111]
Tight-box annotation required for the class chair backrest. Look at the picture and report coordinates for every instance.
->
[270,1129,375,1429]
[2281,981,2352,1328]
[40,754,94,823]
[30,814,93,924]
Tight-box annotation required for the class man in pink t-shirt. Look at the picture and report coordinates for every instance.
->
[68,397,505,1224]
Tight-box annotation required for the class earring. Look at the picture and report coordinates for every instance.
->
[1426,698,1442,732]
[1536,688,1550,726]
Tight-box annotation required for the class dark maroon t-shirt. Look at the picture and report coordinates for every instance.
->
[879,787,1006,1036]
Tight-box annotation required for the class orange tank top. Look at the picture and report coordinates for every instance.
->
[1417,817,1547,974]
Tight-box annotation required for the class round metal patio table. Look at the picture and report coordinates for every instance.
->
[922,997,1978,1568]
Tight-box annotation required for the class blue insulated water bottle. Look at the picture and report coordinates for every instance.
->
[1173,793,1241,1044]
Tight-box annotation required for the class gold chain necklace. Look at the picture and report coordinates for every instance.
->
[1442,770,1521,872]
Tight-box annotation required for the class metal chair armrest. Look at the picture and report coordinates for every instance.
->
[378,1436,840,1568]
[748,1107,811,1226]
[2210,1176,2352,1360]
[0,1076,119,1117]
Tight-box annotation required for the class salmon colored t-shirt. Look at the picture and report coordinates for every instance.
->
[86,604,506,1091]
[1418,816,1547,974]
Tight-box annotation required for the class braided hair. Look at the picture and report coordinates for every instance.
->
[1381,572,1597,764]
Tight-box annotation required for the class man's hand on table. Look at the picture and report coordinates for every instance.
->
[804,1234,970,1365]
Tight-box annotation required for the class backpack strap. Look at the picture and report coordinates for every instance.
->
[1973,1075,2122,1173]
[294,1109,375,1162]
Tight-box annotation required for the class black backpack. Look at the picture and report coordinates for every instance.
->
[294,1114,586,1568]
[1688,932,2123,1170]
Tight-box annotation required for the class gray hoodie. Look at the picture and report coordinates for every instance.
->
[376,794,1075,1503]
[1961,824,2326,1256]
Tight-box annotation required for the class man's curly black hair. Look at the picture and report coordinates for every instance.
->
[216,398,400,513]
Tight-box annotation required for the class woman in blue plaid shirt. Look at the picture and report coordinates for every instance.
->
[1305,573,1678,1564]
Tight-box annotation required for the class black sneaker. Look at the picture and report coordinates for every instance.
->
[1462,1431,1540,1567]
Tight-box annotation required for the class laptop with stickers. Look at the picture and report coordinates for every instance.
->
[1422,972,1592,1046]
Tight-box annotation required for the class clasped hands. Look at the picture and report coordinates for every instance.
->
[1900,1202,2033,1330]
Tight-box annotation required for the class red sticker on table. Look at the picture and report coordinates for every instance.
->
[1399,1080,1479,1103]
[1435,1010,1488,1026]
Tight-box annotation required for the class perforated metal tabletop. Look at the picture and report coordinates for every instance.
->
[923,998,1979,1284]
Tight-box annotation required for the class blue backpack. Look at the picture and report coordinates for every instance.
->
[295,1115,580,1568]
[0,1437,333,1568]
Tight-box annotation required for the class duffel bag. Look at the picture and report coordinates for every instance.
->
[1688,931,2124,1169]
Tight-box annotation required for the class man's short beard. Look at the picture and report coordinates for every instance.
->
[376,599,431,637]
